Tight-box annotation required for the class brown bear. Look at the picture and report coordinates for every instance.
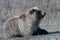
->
[3,7,48,38]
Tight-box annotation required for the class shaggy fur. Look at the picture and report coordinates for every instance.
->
[18,7,48,37]
[3,16,23,38]
[3,7,48,38]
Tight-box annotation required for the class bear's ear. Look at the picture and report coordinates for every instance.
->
[19,14,26,20]
[44,12,46,16]
[43,12,46,17]
[42,12,46,18]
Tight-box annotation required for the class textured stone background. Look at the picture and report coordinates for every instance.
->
[0,0,60,40]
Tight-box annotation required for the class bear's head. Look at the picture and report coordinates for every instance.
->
[25,7,46,24]
[19,7,46,25]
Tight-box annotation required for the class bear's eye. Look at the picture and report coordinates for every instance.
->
[29,9,35,14]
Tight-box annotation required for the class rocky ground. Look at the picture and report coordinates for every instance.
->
[0,32,60,40]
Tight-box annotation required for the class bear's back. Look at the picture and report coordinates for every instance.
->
[3,16,20,38]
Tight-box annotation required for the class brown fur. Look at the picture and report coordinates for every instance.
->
[3,7,47,38]
[18,9,37,37]
[3,16,21,38]
[18,7,47,37]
